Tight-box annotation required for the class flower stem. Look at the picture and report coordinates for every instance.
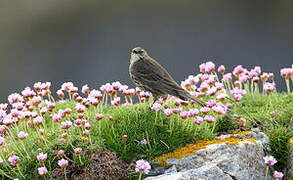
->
[17,164,26,179]
[138,173,143,180]
[264,166,269,180]
[64,168,68,180]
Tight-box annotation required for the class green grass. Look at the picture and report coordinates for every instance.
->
[0,93,292,179]
[234,93,293,170]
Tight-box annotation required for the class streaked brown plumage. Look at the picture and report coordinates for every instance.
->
[129,47,205,107]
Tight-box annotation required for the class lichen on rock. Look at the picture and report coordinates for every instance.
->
[147,129,272,180]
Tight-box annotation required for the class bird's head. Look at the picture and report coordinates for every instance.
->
[130,47,148,63]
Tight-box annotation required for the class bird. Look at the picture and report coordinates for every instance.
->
[129,47,205,107]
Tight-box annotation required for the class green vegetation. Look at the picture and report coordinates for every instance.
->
[0,93,292,179]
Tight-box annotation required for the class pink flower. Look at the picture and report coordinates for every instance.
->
[112,81,123,90]
[180,111,189,119]
[60,121,72,129]
[122,135,128,141]
[263,155,277,166]
[135,159,151,174]
[164,109,173,116]
[230,88,247,95]
[151,103,162,112]
[0,126,5,134]
[206,100,217,108]
[75,103,86,113]
[206,87,217,96]
[252,76,260,83]
[82,84,91,94]
[33,116,43,125]
[38,167,48,176]
[188,109,199,117]
[233,94,243,101]
[8,93,24,104]
[212,105,227,115]
[222,73,232,82]
[260,73,270,81]
[100,83,114,93]
[95,113,104,120]
[0,103,8,111]
[74,148,83,155]
[123,89,135,96]
[111,97,121,106]
[0,157,3,163]
[215,82,224,90]
[216,94,227,101]
[193,116,204,125]
[205,61,216,73]
[270,111,277,117]
[88,90,103,99]
[0,136,4,146]
[239,75,249,83]
[40,107,48,115]
[280,68,293,78]
[34,82,42,91]
[263,82,275,93]
[200,107,210,114]
[253,66,261,75]
[8,155,20,166]
[87,97,98,106]
[56,89,64,98]
[3,115,15,126]
[0,110,7,122]
[233,65,245,76]
[273,171,284,180]
[200,74,209,81]
[61,82,74,91]
[21,87,36,98]
[58,158,69,168]
[172,107,183,114]
[39,129,45,135]
[84,122,91,130]
[204,116,215,123]
[52,114,62,122]
[83,130,90,135]
[217,65,226,74]
[17,131,28,140]
[61,132,68,139]
[37,153,47,162]
[31,96,42,105]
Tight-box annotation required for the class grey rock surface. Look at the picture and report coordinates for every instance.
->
[287,138,293,179]
[146,129,272,180]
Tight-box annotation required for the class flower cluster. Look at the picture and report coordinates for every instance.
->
[263,155,284,180]
[0,62,291,179]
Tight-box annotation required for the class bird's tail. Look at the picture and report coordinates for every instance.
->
[178,91,206,107]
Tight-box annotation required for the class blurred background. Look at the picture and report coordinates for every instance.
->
[0,0,292,101]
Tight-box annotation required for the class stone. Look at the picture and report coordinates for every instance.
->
[147,129,272,180]
[286,138,293,179]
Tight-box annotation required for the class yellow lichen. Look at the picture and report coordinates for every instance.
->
[288,138,293,145]
[231,130,250,135]
[156,137,256,167]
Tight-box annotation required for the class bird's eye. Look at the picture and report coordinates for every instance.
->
[138,50,143,54]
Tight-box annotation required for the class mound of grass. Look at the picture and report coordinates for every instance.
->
[0,93,292,179]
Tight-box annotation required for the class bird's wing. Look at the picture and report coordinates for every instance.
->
[133,57,185,95]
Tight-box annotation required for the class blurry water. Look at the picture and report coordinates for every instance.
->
[0,0,292,101]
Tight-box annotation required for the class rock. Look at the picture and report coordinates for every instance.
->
[286,138,293,179]
[145,172,189,180]
[145,164,233,180]
[147,129,272,180]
